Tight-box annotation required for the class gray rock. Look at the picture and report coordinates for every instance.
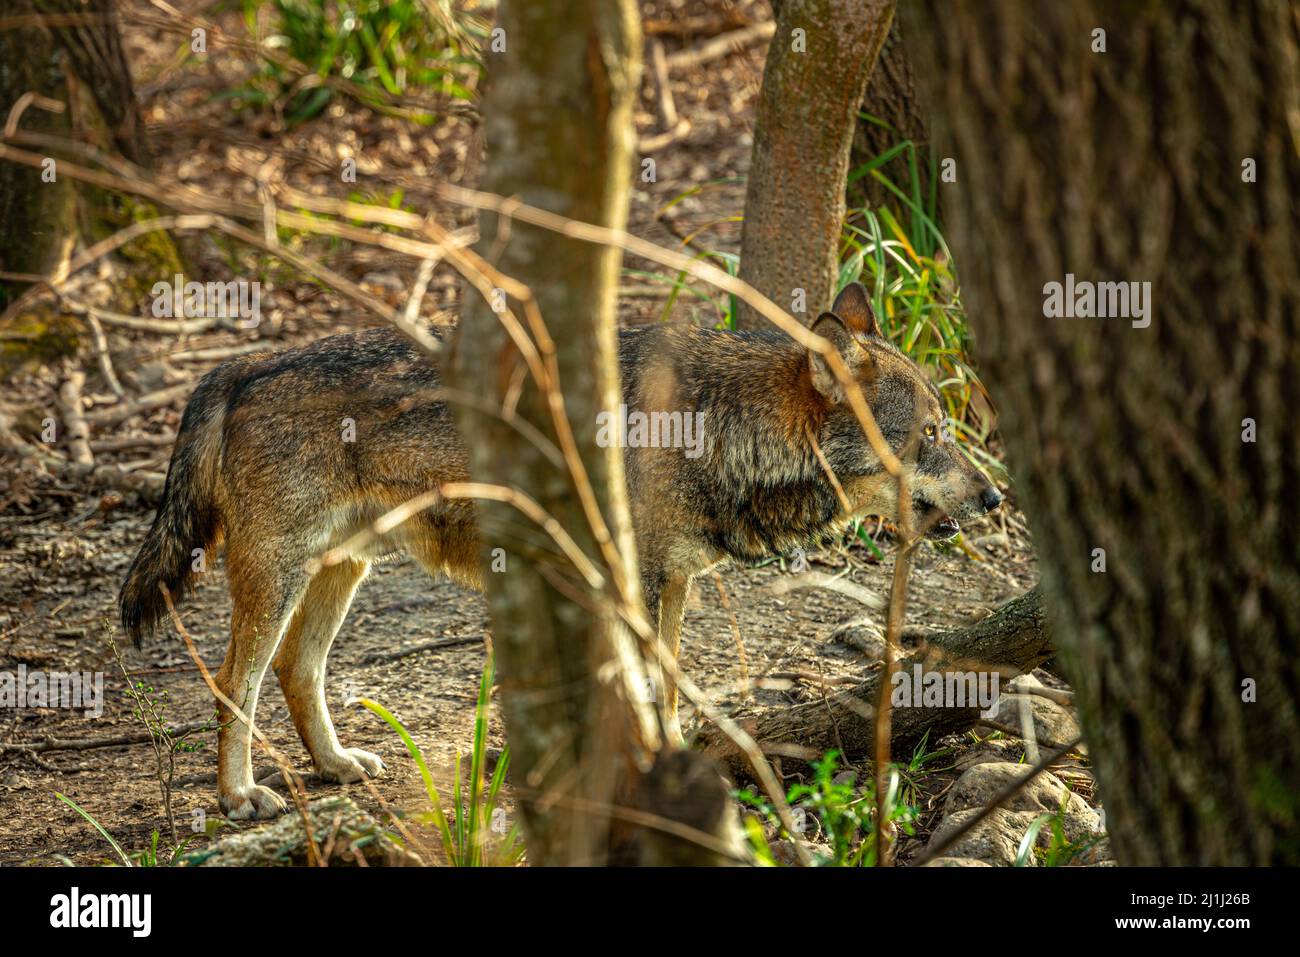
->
[952,744,1020,772]
[986,692,1081,747]
[923,855,994,867]
[770,838,835,866]
[928,807,1043,866]
[185,796,422,867]
[945,761,1101,842]
[1072,836,1116,866]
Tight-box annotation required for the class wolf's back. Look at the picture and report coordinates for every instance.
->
[118,366,231,644]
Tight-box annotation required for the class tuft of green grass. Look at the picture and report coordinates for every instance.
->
[358,654,523,866]
[1015,794,1108,867]
[736,749,921,866]
[54,793,205,867]
[225,0,484,125]
[841,140,1004,481]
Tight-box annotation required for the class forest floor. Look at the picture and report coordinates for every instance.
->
[0,0,1064,866]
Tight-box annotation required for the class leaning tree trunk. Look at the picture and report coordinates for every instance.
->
[449,0,740,866]
[735,0,894,329]
[904,0,1300,865]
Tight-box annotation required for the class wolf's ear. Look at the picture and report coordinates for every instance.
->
[808,311,872,402]
[832,282,883,337]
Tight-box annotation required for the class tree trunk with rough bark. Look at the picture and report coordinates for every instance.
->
[735,0,894,329]
[1,0,151,285]
[904,0,1300,865]
[0,0,78,297]
[1,0,180,369]
[448,0,741,866]
[847,16,933,214]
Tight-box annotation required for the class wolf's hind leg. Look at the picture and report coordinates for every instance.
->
[273,559,382,785]
[657,574,693,744]
[216,540,309,820]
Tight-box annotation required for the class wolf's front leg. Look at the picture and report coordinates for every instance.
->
[656,574,693,745]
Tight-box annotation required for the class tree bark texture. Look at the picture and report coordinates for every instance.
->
[0,0,77,293]
[903,0,1300,865]
[1,0,176,366]
[736,0,894,328]
[847,16,933,214]
[448,0,739,866]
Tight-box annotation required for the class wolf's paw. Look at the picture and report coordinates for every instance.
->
[220,784,288,821]
[318,747,386,784]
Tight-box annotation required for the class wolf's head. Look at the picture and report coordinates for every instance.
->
[807,283,1002,540]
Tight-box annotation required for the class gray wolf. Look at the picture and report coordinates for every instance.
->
[119,282,1000,819]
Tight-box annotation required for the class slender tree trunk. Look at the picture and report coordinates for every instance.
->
[904,0,1300,865]
[449,0,739,866]
[34,0,150,166]
[735,0,894,329]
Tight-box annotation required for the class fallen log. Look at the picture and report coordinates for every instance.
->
[699,586,1054,770]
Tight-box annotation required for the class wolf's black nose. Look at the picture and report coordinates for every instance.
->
[981,486,1003,513]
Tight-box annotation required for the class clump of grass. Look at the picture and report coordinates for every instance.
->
[358,654,522,866]
[54,793,207,867]
[736,749,924,866]
[1015,796,1108,867]
[227,0,484,125]
[842,139,1003,480]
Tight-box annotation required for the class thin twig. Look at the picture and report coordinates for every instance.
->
[82,310,124,396]
[0,719,213,754]
[664,22,775,70]
[56,367,93,466]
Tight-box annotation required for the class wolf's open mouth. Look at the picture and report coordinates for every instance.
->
[913,499,960,541]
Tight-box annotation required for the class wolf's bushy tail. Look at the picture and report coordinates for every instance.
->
[119,369,230,645]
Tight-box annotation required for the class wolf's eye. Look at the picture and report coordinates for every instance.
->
[924,424,937,443]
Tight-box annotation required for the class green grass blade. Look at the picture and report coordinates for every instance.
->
[467,654,494,866]
[356,698,455,862]
[56,792,132,867]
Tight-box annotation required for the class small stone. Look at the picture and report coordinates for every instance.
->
[769,838,834,866]
[944,761,1101,842]
[928,807,1042,866]
[188,796,422,867]
[924,856,994,867]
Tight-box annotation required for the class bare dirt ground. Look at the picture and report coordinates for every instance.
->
[0,0,1045,865]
